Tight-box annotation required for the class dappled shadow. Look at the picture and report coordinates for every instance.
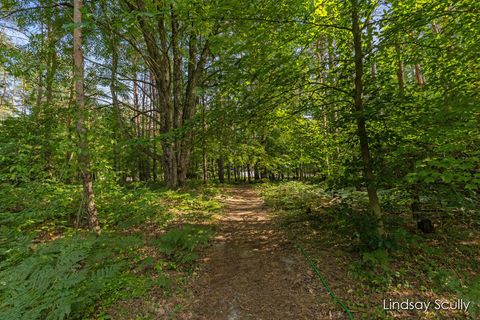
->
[187,186,348,320]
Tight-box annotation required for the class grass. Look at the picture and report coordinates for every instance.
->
[0,180,223,319]
[259,181,480,319]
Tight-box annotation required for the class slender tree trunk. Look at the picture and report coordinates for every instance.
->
[395,44,405,92]
[74,0,100,233]
[367,23,377,78]
[151,71,158,181]
[11,78,15,107]
[414,64,425,86]
[201,97,207,183]
[35,23,44,120]
[412,30,426,87]
[21,79,26,114]
[171,6,183,186]
[218,157,225,183]
[212,161,216,179]
[227,162,231,182]
[352,0,383,234]
[43,10,58,175]
[0,69,5,111]
[109,31,122,178]
[142,75,150,181]
[64,80,75,183]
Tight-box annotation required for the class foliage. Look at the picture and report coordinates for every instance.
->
[0,0,479,318]
[0,182,80,233]
[262,180,480,317]
[261,181,328,211]
[0,181,220,319]
[0,235,124,320]
[154,224,214,268]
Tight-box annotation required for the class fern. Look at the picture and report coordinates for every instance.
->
[0,237,90,319]
[0,234,128,320]
[154,225,213,266]
[0,226,32,267]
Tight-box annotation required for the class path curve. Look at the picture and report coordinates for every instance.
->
[187,186,347,320]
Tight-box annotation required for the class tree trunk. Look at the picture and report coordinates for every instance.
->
[414,64,425,86]
[395,44,405,92]
[43,9,58,175]
[123,1,209,188]
[367,23,377,78]
[218,157,225,183]
[0,69,5,111]
[254,164,260,180]
[151,72,158,181]
[74,0,100,233]
[351,0,383,234]
[109,30,123,178]
[227,162,231,182]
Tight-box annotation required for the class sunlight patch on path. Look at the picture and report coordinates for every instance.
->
[187,186,348,320]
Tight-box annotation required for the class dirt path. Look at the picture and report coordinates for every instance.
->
[187,186,348,320]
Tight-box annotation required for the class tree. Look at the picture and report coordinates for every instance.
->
[351,0,383,233]
[117,0,212,187]
[73,0,100,233]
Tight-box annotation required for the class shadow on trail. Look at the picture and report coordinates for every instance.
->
[188,187,348,320]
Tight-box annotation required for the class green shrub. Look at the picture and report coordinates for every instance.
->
[261,181,326,211]
[350,249,392,288]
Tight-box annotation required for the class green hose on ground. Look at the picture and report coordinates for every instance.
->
[295,242,354,320]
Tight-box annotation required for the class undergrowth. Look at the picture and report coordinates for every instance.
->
[0,181,221,319]
[260,181,480,319]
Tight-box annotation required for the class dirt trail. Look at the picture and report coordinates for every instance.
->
[187,186,348,320]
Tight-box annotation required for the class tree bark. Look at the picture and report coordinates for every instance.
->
[108,30,122,177]
[351,0,383,234]
[227,162,231,182]
[44,9,58,174]
[414,64,425,86]
[74,0,100,233]
[123,0,209,188]
[218,157,225,183]
[254,164,260,180]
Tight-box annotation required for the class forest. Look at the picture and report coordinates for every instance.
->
[0,0,479,319]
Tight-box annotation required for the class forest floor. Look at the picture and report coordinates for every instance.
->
[183,186,350,319]
[1,182,477,319]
